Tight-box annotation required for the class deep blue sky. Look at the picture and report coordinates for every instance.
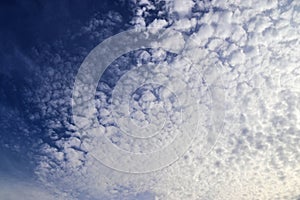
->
[0,0,134,182]
[0,0,133,48]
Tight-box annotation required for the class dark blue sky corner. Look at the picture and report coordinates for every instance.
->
[0,0,137,191]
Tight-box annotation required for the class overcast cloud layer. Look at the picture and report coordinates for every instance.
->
[1,0,300,199]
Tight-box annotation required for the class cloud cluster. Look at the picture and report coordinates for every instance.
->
[27,0,300,199]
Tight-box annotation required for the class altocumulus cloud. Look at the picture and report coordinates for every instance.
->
[1,0,300,199]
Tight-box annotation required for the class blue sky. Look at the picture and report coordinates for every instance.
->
[1,0,300,199]
[0,0,135,199]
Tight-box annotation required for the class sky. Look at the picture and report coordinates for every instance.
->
[0,0,300,199]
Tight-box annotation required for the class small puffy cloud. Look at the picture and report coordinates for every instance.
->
[172,0,195,17]
[25,0,300,199]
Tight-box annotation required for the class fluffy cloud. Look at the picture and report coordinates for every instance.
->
[27,0,300,199]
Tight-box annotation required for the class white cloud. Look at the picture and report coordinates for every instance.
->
[31,0,300,199]
[172,0,195,17]
[0,178,59,200]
